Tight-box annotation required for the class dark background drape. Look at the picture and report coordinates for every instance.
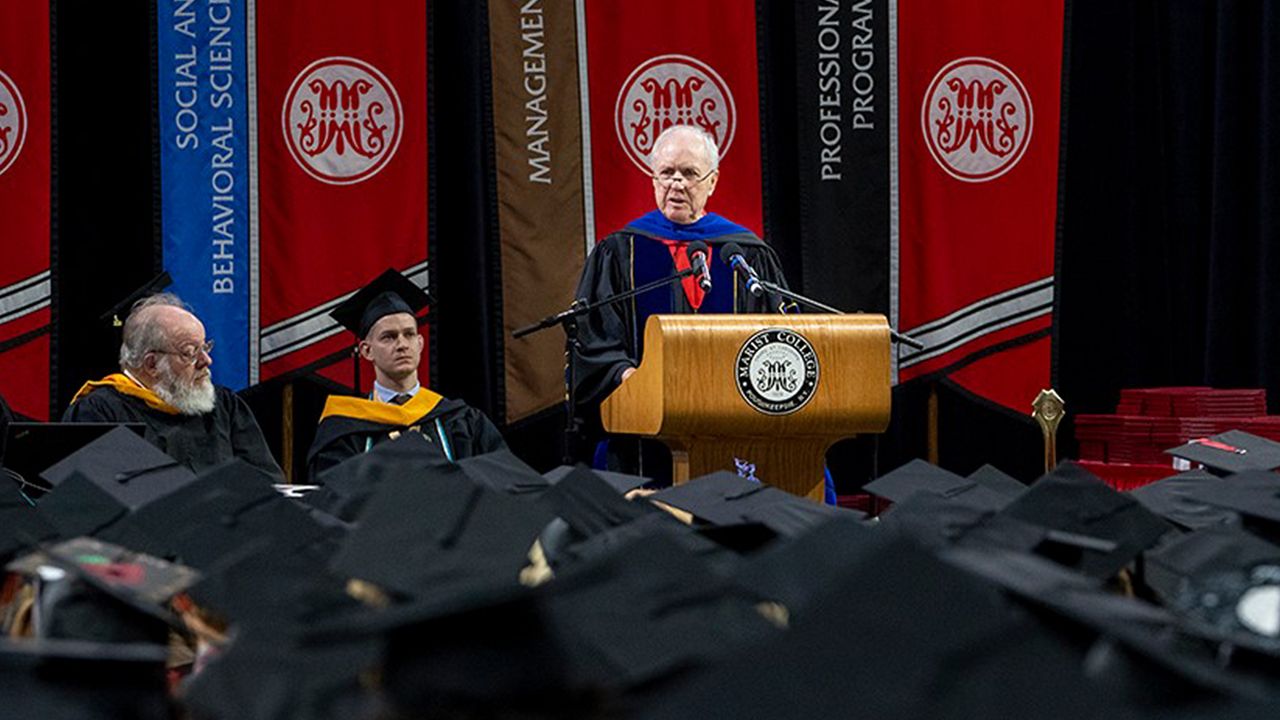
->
[1055,0,1280,427]
[45,0,1279,487]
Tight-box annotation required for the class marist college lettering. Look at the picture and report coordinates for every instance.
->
[736,329,821,417]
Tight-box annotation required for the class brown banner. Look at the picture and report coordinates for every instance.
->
[488,0,587,423]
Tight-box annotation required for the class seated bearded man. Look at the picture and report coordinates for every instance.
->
[64,293,282,477]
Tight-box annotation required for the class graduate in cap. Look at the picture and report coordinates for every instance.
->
[62,284,281,477]
[307,269,506,478]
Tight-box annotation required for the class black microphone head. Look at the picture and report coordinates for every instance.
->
[719,242,744,264]
[688,240,709,258]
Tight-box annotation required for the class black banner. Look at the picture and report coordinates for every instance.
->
[792,0,891,316]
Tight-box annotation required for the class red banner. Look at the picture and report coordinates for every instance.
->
[895,0,1065,411]
[0,0,51,419]
[255,0,429,390]
[582,0,763,239]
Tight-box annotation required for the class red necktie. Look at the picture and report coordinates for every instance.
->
[659,239,706,310]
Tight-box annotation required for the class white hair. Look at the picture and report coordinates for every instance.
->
[118,293,191,370]
[649,124,720,170]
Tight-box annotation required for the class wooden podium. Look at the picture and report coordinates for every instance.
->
[600,314,891,501]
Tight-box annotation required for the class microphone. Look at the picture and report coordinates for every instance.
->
[719,242,764,297]
[688,240,712,292]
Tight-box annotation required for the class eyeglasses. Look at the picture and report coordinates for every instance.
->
[652,166,717,187]
[152,339,214,364]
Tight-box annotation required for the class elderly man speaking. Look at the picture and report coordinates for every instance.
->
[570,124,795,481]
[64,294,282,477]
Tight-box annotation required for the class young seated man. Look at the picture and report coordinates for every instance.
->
[307,269,506,478]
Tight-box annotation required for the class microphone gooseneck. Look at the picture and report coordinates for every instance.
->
[688,240,712,292]
[719,242,764,297]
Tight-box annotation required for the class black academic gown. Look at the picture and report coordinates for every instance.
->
[307,389,507,480]
[571,211,793,479]
[63,377,282,478]
[0,392,11,466]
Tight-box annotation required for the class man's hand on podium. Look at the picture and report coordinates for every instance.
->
[620,367,637,383]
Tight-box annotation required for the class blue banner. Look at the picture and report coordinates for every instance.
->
[156,0,251,388]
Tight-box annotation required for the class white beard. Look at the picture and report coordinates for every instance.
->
[154,361,217,416]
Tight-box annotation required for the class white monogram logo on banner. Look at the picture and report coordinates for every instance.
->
[0,69,28,177]
[614,54,736,173]
[282,56,403,185]
[922,57,1033,182]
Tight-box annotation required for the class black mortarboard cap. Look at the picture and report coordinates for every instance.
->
[874,484,1118,570]
[865,458,1014,511]
[1184,470,1280,544]
[547,510,736,575]
[730,516,874,620]
[967,463,1028,499]
[1166,430,1280,475]
[333,531,775,714]
[877,488,1004,549]
[1129,469,1239,531]
[641,535,1109,720]
[456,447,550,496]
[2,422,148,500]
[864,458,968,501]
[0,638,172,720]
[98,271,172,329]
[329,267,433,340]
[330,472,556,601]
[650,471,852,537]
[537,530,783,691]
[535,466,661,570]
[994,461,1174,578]
[940,545,1275,702]
[538,465,654,537]
[309,431,451,521]
[1143,526,1280,608]
[693,521,780,556]
[36,472,136,540]
[121,459,329,570]
[0,494,57,561]
[543,463,651,495]
[7,537,200,632]
[185,541,361,632]
[183,626,382,720]
[37,426,196,512]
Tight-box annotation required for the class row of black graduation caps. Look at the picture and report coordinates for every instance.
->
[7,411,1280,719]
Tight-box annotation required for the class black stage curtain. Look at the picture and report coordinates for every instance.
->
[1056,0,1280,440]
[53,0,159,411]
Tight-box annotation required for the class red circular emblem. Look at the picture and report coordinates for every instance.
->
[282,56,403,185]
[614,54,736,173]
[921,57,1033,182]
[0,69,28,177]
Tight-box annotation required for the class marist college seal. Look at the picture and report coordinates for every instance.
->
[614,54,736,173]
[736,329,820,416]
[0,69,28,177]
[282,56,403,185]
[922,57,1032,183]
